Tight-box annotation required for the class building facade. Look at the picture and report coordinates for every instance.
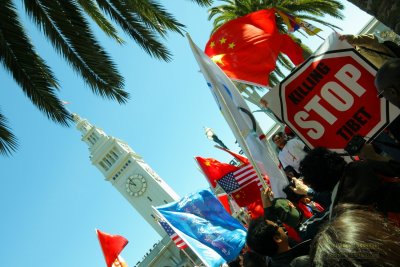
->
[73,114,201,267]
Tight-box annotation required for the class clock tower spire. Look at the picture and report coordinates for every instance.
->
[72,113,179,237]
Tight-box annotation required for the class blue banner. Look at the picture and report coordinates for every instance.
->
[155,189,246,267]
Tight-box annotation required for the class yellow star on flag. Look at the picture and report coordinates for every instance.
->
[220,37,227,44]
[211,54,225,65]
[210,41,215,48]
[228,42,235,49]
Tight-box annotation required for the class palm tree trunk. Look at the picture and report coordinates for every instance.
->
[347,0,400,34]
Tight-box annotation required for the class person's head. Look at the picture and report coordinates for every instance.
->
[375,58,400,108]
[227,254,243,267]
[242,251,267,267]
[272,132,286,149]
[299,147,346,192]
[246,218,289,257]
[310,204,400,267]
[284,165,300,179]
[273,198,302,228]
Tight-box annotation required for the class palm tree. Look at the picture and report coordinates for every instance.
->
[346,0,400,35]
[0,0,212,156]
[207,0,344,105]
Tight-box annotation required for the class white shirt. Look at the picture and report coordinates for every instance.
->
[278,138,307,174]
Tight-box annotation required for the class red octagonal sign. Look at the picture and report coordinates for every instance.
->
[279,50,389,151]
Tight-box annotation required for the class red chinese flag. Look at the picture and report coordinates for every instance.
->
[215,146,249,165]
[96,229,128,267]
[204,9,304,86]
[217,193,232,214]
[195,157,238,187]
[231,180,263,207]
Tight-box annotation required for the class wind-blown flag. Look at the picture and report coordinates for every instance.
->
[195,157,238,188]
[155,189,246,267]
[276,9,322,36]
[275,10,300,33]
[96,229,128,267]
[218,163,268,194]
[215,145,249,165]
[196,155,267,216]
[189,34,289,198]
[204,9,304,86]
[158,220,188,250]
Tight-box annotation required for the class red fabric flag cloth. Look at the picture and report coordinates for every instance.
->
[230,179,264,207]
[215,146,249,165]
[247,199,264,219]
[96,229,128,267]
[195,156,238,187]
[217,193,232,214]
[204,9,304,86]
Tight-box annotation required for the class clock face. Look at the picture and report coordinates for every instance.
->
[126,174,147,197]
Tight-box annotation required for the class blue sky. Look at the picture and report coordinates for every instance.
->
[0,1,371,266]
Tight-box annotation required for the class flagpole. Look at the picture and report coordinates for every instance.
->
[312,31,325,41]
[152,206,211,267]
[181,248,198,266]
[187,35,271,191]
[280,10,325,41]
[193,157,217,192]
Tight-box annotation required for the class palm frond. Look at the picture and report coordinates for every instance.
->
[187,0,214,7]
[0,0,71,126]
[0,110,18,156]
[269,72,279,87]
[125,0,185,38]
[77,0,125,44]
[294,14,343,31]
[95,0,172,61]
[24,0,129,103]
[281,0,344,19]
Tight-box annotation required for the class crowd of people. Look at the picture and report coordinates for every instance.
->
[228,33,400,267]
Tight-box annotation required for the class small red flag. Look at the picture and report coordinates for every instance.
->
[195,157,238,187]
[96,229,128,267]
[204,9,304,86]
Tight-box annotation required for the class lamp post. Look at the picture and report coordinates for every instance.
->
[204,127,229,150]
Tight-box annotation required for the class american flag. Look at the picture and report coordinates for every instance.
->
[217,163,266,193]
[159,221,188,250]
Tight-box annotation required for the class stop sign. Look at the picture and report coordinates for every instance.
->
[279,50,389,152]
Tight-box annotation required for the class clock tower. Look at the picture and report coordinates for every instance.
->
[72,113,179,237]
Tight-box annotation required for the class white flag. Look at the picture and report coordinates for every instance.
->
[187,34,288,197]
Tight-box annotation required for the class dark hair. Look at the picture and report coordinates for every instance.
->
[310,204,400,267]
[375,58,400,108]
[246,217,279,256]
[243,251,267,267]
[272,131,284,142]
[338,161,380,205]
[227,256,241,267]
[299,147,346,192]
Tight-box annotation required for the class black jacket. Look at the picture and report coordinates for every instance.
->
[268,240,311,267]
